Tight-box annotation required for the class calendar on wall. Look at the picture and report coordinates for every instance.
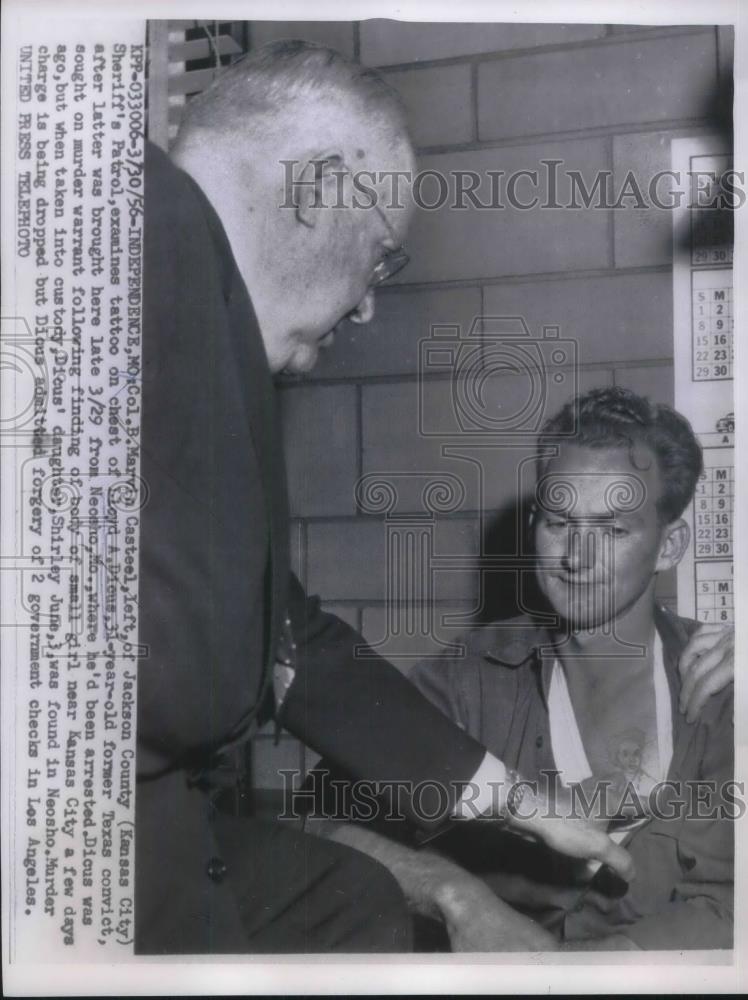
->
[691,270,733,381]
[695,562,734,626]
[673,137,734,624]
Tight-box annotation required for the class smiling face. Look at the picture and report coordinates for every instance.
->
[533,443,678,630]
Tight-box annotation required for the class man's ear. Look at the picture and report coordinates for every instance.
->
[292,152,346,229]
[656,518,690,573]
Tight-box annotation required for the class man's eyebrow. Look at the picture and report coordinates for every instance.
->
[539,507,644,521]
[562,510,645,524]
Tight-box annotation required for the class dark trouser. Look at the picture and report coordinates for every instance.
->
[135,771,412,954]
[211,811,413,953]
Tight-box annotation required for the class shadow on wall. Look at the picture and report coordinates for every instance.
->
[672,59,734,259]
[473,497,553,624]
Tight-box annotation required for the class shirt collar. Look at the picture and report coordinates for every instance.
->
[480,605,694,709]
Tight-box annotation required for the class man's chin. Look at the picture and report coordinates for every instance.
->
[540,586,612,632]
[283,333,335,375]
[284,345,321,374]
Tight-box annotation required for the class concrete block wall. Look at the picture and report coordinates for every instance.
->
[250,20,732,786]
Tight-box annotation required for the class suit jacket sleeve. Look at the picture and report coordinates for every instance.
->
[279,574,487,831]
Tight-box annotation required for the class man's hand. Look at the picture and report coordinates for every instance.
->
[306,817,559,951]
[504,784,636,883]
[678,624,734,723]
[435,879,558,952]
[480,870,616,915]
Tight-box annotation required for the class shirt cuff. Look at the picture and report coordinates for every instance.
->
[452,751,508,819]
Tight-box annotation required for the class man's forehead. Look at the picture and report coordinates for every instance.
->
[361,124,414,165]
[545,442,659,478]
[538,443,660,516]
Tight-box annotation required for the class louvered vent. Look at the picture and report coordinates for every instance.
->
[147,21,247,150]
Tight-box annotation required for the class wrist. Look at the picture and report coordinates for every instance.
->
[501,770,542,831]
[433,874,491,923]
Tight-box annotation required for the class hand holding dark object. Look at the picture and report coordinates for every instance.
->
[503,781,636,884]
[307,817,557,952]
[678,624,734,723]
[479,869,618,915]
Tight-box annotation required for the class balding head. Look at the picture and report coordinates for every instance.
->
[173,39,409,158]
[172,40,416,375]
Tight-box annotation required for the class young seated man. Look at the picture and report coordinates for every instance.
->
[308,386,734,951]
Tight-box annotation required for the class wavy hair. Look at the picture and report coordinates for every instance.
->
[536,386,703,523]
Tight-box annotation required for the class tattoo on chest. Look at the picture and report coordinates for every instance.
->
[603,727,657,792]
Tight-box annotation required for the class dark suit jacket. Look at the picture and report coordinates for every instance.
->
[136,142,486,952]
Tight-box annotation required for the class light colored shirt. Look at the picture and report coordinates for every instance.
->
[456,633,673,825]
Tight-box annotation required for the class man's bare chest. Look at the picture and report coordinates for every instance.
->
[562,655,660,798]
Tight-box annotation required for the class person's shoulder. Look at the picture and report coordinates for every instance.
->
[146,140,192,201]
[408,616,544,733]
[656,603,701,643]
[144,140,218,233]
[463,614,548,668]
[145,139,172,178]
[412,615,546,681]
[144,140,238,297]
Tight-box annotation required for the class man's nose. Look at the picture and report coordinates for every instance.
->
[563,527,597,573]
[348,289,375,325]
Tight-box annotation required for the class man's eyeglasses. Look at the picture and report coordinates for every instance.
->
[369,203,410,287]
[332,159,410,288]
[370,246,410,287]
